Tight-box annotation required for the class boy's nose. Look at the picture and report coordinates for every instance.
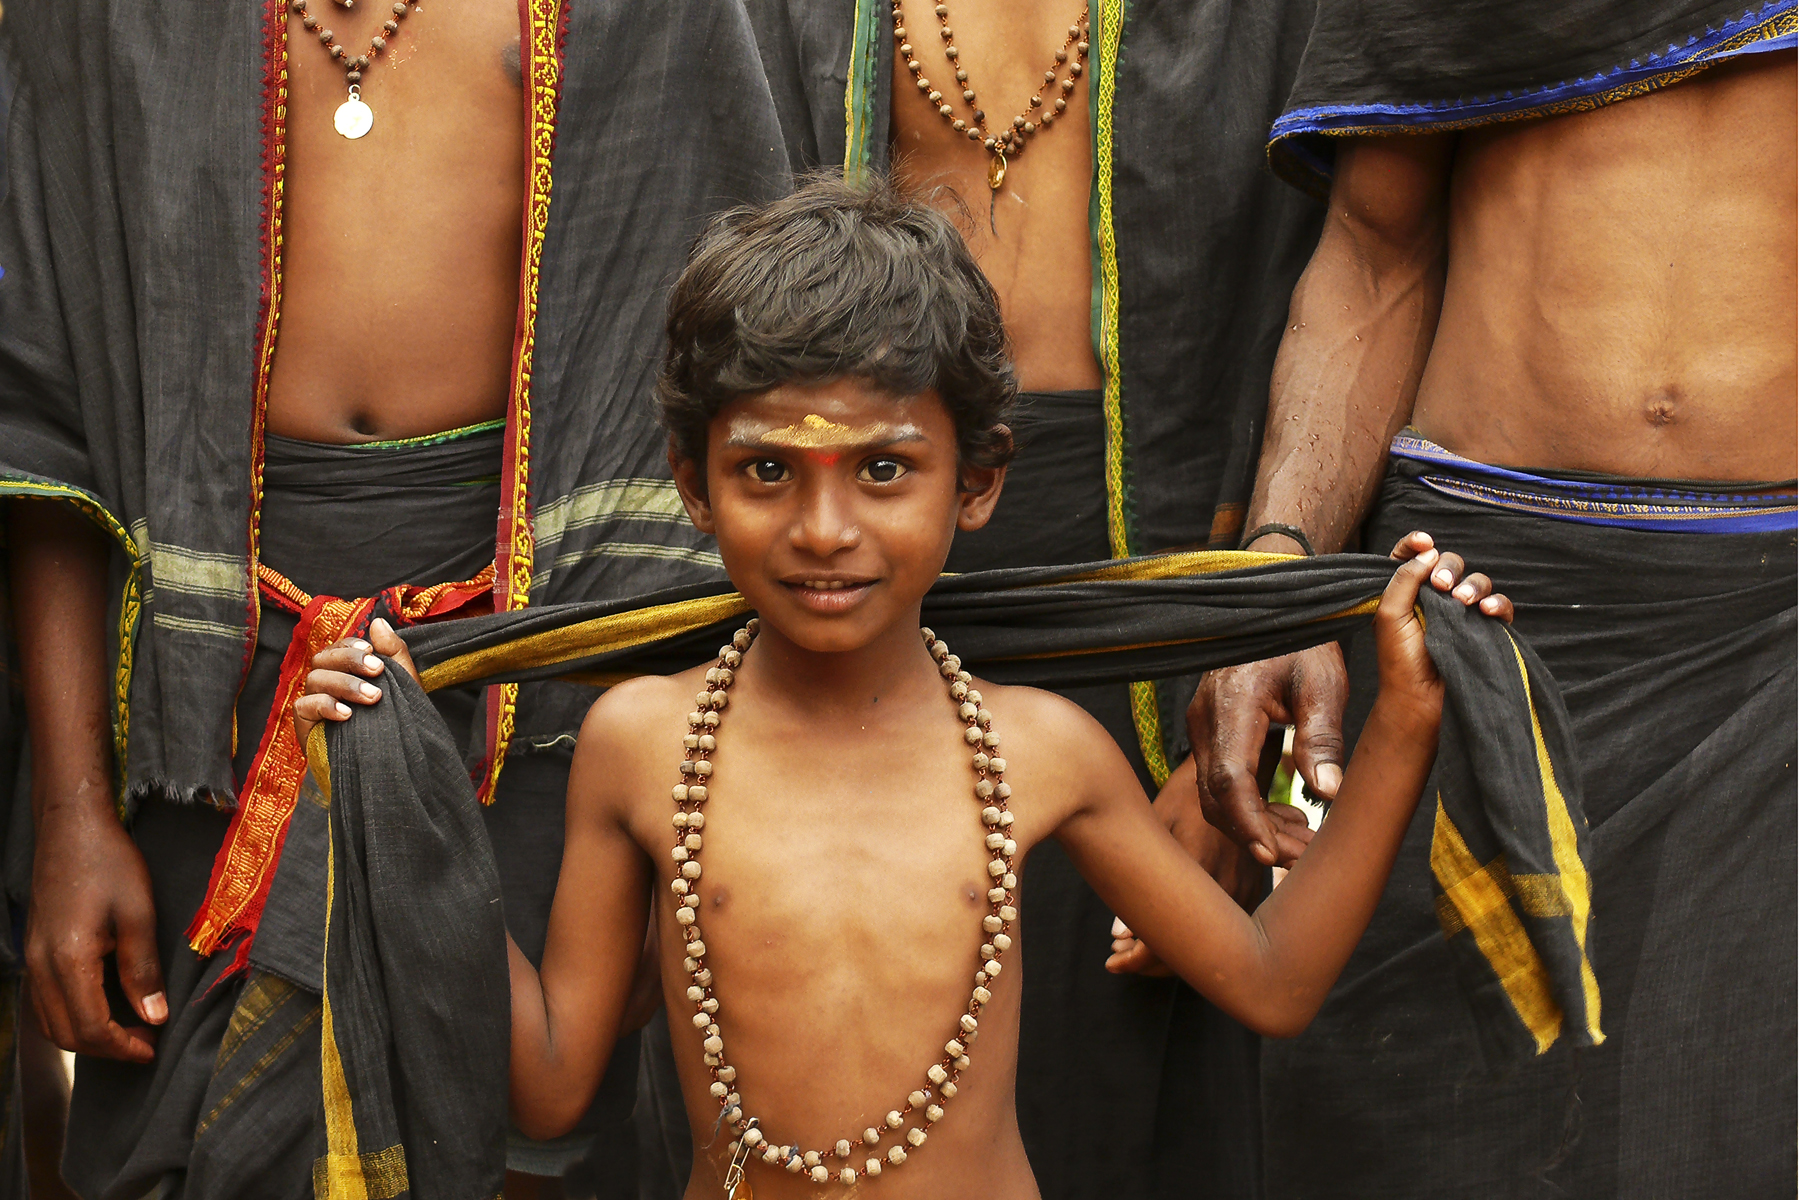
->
[789,481,861,555]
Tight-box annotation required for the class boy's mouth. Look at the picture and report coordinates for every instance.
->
[783,577,878,612]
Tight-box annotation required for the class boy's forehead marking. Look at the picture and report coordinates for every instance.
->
[726,412,925,451]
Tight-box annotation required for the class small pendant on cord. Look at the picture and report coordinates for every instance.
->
[335,85,373,139]
[987,150,1007,191]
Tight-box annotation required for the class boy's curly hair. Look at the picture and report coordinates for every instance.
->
[657,174,1017,476]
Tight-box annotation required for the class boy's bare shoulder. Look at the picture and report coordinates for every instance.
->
[974,679,1133,796]
[571,666,710,816]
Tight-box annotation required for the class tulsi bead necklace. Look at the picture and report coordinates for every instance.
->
[674,622,1019,1193]
[291,0,418,139]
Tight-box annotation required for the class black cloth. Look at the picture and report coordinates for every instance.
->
[331,546,1597,1191]
[1268,0,1797,194]
[57,433,630,1199]
[307,678,508,1199]
[946,391,1263,1197]
[232,428,504,784]
[0,0,791,813]
[1262,465,1797,1197]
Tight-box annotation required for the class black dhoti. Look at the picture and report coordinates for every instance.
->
[1262,446,1798,1198]
[62,426,639,1199]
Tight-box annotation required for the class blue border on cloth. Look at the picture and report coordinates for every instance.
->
[1390,432,1798,534]
[1268,2,1797,193]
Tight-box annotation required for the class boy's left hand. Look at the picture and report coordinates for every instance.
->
[293,618,420,747]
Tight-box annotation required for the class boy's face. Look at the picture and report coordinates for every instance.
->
[673,378,1004,654]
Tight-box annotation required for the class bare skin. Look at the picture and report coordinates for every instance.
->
[8,0,529,1077]
[890,0,1101,392]
[269,0,525,440]
[303,378,1509,1197]
[1188,53,1798,862]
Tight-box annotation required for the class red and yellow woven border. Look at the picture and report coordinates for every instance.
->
[479,0,569,804]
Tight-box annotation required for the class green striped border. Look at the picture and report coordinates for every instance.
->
[1,478,143,815]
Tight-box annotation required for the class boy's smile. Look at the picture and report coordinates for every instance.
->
[673,378,1005,656]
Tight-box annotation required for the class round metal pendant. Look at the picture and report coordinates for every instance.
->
[334,97,373,139]
[987,150,1007,191]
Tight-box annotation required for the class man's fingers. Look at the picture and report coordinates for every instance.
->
[1201,760,1279,864]
[52,945,152,1063]
[1479,592,1515,623]
[1105,938,1174,978]
[368,619,421,683]
[114,902,167,1027]
[1290,645,1348,800]
[25,962,75,1051]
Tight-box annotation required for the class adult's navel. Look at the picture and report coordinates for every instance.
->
[1643,386,1680,427]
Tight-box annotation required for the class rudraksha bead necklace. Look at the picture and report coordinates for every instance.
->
[892,1,1090,190]
[674,622,1019,1194]
[289,0,418,139]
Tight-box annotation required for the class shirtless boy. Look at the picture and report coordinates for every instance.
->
[300,181,1511,1197]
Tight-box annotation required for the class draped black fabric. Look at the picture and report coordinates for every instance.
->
[295,549,1601,1190]
[1268,0,1797,193]
[0,0,791,812]
[1262,468,1796,1198]
[55,434,631,1198]
[308,684,509,1199]
[385,551,1598,1065]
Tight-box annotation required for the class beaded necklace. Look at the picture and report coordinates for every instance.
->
[289,0,420,139]
[892,0,1090,191]
[671,622,1018,1196]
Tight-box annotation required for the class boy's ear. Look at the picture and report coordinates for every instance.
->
[670,447,716,534]
[955,425,1012,533]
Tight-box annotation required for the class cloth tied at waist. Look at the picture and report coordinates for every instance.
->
[1390,429,1797,534]
[305,546,1605,1196]
[187,425,505,962]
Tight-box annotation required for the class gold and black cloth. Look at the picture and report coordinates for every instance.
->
[1263,463,1796,1197]
[306,549,1601,1191]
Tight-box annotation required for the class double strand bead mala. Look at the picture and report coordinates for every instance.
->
[672,622,1019,1191]
[290,0,418,139]
[892,0,1090,190]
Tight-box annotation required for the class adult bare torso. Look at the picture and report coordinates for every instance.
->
[1413,53,1796,480]
[267,0,525,442]
[890,0,1100,392]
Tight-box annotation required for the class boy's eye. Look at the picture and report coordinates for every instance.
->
[858,458,909,484]
[747,460,791,483]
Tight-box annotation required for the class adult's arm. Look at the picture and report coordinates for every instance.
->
[7,500,164,1063]
[1186,134,1455,863]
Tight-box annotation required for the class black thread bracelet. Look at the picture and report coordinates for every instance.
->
[1239,522,1316,557]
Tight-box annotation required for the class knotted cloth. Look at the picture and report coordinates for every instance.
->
[307,549,1598,1194]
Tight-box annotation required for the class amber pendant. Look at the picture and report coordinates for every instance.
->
[987,150,1007,191]
[334,94,373,139]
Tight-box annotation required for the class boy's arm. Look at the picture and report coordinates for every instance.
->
[1060,536,1506,1036]
[297,626,655,1138]
[507,693,654,1138]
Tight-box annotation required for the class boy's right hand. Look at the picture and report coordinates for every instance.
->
[1374,532,1512,727]
[294,618,420,746]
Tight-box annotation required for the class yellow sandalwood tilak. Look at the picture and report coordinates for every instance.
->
[728,413,925,466]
